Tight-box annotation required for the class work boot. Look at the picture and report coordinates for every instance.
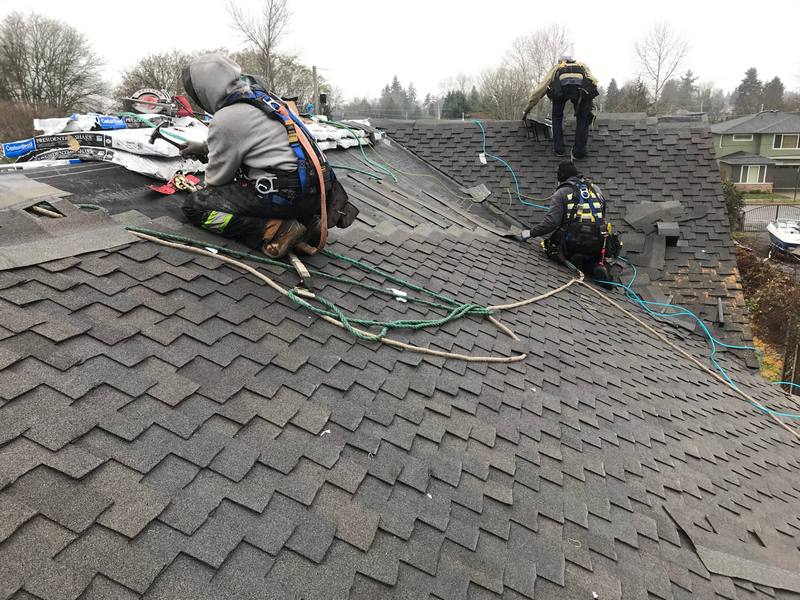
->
[592,264,613,289]
[261,219,307,258]
[303,215,323,248]
[571,149,587,161]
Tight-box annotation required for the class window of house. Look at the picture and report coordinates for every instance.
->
[773,134,800,149]
[732,134,753,142]
[738,165,767,183]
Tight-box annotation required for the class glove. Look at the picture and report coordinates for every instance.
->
[519,229,532,241]
[180,140,208,160]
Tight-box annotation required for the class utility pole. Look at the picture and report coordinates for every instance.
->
[312,65,320,113]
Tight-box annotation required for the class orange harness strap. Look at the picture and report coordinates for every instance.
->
[276,105,328,254]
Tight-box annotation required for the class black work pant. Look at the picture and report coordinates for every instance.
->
[551,88,593,158]
[182,182,320,248]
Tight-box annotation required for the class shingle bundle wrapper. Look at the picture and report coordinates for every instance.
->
[1,113,209,180]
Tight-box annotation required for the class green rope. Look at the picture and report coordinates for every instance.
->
[74,203,110,215]
[321,248,462,307]
[325,120,398,182]
[328,163,384,180]
[125,226,441,308]
[125,226,492,341]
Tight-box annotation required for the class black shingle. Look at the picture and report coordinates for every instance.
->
[0,123,795,600]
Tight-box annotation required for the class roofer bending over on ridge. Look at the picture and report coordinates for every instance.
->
[179,54,358,258]
[522,56,598,160]
[520,161,620,284]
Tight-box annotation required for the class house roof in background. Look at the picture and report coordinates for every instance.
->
[718,151,777,165]
[710,111,800,135]
[1,124,799,600]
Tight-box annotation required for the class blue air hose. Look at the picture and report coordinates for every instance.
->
[473,120,548,210]
[599,258,800,419]
[775,381,800,391]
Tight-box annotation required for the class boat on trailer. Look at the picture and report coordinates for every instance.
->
[767,219,800,258]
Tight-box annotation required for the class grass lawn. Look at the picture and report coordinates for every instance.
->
[743,192,799,204]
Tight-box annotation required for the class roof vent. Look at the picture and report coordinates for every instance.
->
[657,221,681,246]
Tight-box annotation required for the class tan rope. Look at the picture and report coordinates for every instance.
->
[487,316,520,341]
[30,205,63,218]
[577,280,800,441]
[131,231,527,364]
[489,272,584,311]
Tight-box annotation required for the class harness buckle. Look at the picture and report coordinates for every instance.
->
[579,185,591,200]
[254,174,278,196]
[265,99,282,112]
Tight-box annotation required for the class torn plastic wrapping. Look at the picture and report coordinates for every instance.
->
[33,113,171,135]
[30,146,206,181]
[1,112,209,180]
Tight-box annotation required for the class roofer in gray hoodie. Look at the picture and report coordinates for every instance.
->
[180,53,356,258]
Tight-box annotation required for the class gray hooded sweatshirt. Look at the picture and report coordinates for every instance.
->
[182,54,296,186]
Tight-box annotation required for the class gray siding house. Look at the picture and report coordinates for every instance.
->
[711,111,800,192]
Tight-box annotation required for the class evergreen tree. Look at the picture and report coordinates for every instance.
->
[734,68,763,114]
[657,79,681,113]
[441,90,469,119]
[677,69,698,110]
[378,83,397,116]
[422,93,433,117]
[468,86,481,112]
[618,79,650,112]
[762,76,785,111]
[605,78,621,112]
[404,82,420,117]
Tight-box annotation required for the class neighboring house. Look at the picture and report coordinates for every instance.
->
[711,110,800,192]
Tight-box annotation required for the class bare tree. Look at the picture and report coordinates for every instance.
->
[503,24,572,88]
[227,0,291,90]
[233,48,319,101]
[634,22,688,105]
[478,66,530,120]
[0,12,105,112]
[438,73,472,95]
[117,50,196,99]
[502,24,572,117]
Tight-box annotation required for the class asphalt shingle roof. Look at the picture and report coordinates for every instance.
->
[717,151,776,165]
[710,111,800,135]
[377,116,751,345]
[1,127,800,600]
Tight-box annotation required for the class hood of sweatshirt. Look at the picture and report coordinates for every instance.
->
[181,53,249,115]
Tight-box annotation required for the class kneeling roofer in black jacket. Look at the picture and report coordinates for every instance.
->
[521,161,619,283]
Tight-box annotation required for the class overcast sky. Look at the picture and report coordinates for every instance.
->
[3,0,800,101]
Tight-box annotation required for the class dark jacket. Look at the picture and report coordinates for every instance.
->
[528,176,585,238]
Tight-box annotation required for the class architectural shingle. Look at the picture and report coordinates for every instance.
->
[0,121,798,599]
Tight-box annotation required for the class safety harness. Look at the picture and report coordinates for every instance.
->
[547,61,599,100]
[545,178,620,266]
[222,89,330,253]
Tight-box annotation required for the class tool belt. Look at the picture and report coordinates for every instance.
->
[241,167,358,230]
[544,225,621,262]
